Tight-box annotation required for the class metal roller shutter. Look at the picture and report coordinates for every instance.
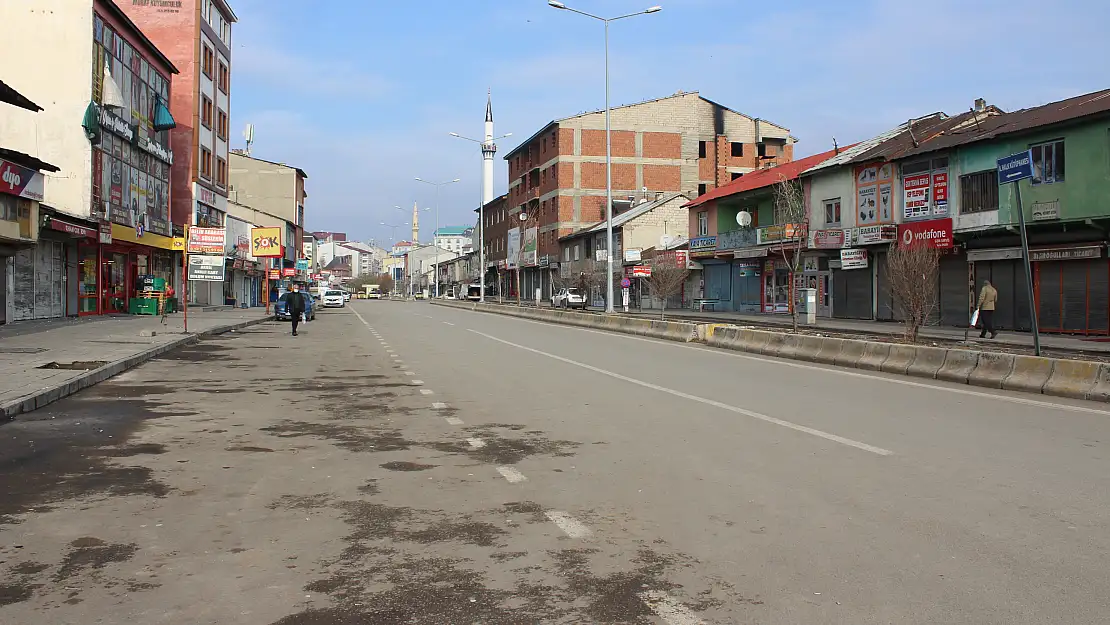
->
[1088,260,1109,334]
[703,263,731,302]
[939,255,967,326]
[12,247,34,321]
[833,268,872,319]
[1038,262,1062,331]
[1061,261,1089,333]
[875,251,896,321]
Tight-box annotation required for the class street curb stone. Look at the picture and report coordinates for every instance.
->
[1,315,274,421]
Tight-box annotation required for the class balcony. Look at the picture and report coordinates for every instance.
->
[716,228,758,250]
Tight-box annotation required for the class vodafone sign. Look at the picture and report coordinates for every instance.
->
[898,218,953,249]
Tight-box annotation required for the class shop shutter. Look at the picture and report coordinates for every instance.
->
[1012,260,1032,332]
[989,260,1017,330]
[704,263,731,302]
[12,248,35,321]
[939,255,968,326]
[1038,262,1062,331]
[1088,260,1109,334]
[34,241,64,319]
[1062,260,1092,333]
[875,251,897,321]
[833,268,872,319]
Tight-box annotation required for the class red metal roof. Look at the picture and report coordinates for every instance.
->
[684,146,851,209]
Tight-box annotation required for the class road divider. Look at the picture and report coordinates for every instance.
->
[433,300,1110,404]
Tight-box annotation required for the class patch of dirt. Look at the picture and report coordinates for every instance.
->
[10,561,48,575]
[502,501,548,523]
[99,443,167,457]
[260,420,417,453]
[85,384,178,398]
[267,494,333,511]
[379,461,435,472]
[430,426,580,465]
[152,342,234,362]
[0,583,36,607]
[357,479,379,495]
[54,537,138,581]
[226,445,275,453]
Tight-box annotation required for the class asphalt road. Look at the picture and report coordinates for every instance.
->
[2,300,1109,624]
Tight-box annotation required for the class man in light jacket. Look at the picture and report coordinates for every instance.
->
[978,279,999,339]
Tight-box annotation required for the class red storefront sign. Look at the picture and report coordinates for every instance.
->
[268,269,281,280]
[0,158,46,201]
[933,172,949,204]
[810,229,846,249]
[282,267,296,277]
[187,227,226,254]
[631,265,652,278]
[898,218,953,249]
[48,219,96,238]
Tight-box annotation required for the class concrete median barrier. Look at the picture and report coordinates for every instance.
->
[707,326,741,350]
[1001,355,1055,394]
[1087,364,1110,402]
[968,352,1016,389]
[761,332,787,357]
[936,349,979,384]
[777,334,804,360]
[880,344,917,375]
[857,342,891,371]
[833,339,867,368]
[812,337,847,365]
[1042,359,1100,399]
[905,346,947,380]
[739,329,771,354]
[793,335,826,363]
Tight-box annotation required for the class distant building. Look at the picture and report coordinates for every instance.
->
[312,231,346,242]
[433,226,473,254]
[228,152,307,264]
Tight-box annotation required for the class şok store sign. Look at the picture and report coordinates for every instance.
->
[251,227,283,257]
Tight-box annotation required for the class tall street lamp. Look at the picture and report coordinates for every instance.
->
[380,220,409,242]
[415,177,460,298]
[451,131,512,303]
[549,0,661,313]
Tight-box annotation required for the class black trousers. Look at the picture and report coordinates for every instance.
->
[979,309,996,337]
[291,314,301,335]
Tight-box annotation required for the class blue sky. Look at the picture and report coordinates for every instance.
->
[229,0,1109,245]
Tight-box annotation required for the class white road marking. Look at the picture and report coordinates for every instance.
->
[639,590,706,625]
[496,466,527,483]
[431,402,447,409]
[467,437,486,449]
[420,389,434,395]
[486,311,1110,417]
[545,511,591,538]
[469,329,892,456]
[411,380,424,385]
[403,371,416,376]
[445,417,464,425]
[443,321,455,326]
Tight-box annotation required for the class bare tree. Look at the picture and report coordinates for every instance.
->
[886,242,941,343]
[645,251,690,320]
[513,211,541,307]
[771,176,809,332]
[573,259,606,311]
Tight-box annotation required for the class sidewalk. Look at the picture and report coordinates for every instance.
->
[0,307,273,419]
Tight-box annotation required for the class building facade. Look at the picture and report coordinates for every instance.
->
[228,152,308,284]
[434,226,473,254]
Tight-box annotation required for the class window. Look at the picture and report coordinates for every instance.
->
[0,194,17,222]
[201,95,212,128]
[217,109,228,140]
[959,170,999,214]
[563,246,569,262]
[218,62,229,93]
[573,244,580,261]
[202,44,214,78]
[823,198,842,225]
[698,183,707,196]
[200,147,212,179]
[1031,140,1065,185]
[731,172,743,181]
[697,211,709,236]
[216,157,227,187]
[731,142,744,157]
[698,141,708,159]
[542,138,547,152]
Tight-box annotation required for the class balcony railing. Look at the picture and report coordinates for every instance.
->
[716,228,758,250]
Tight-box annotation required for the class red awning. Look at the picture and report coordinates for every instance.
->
[49,218,96,238]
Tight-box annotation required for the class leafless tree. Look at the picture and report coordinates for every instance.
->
[513,210,541,307]
[645,251,690,320]
[771,176,809,332]
[886,242,941,343]
[572,259,606,311]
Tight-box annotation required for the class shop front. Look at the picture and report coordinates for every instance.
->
[89,223,179,315]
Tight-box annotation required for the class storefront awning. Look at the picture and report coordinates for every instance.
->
[153,94,176,131]
[110,223,177,250]
[729,247,770,259]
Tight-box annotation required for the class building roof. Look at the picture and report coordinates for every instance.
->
[434,226,470,236]
[212,0,239,22]
[0,146,60,173]
[100,0,179,74]
[474,193,509,212]
[560,192,690,241]
[685,147,849,209]
[504,91,793,160]
[0,80,42,112]
[324,256,351,271]
[229,151,308,179]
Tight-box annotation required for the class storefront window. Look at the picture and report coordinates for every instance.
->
[103,252,128,313]
[78,245,99,314]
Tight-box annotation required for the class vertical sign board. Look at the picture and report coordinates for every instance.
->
[996,150,1041,355]
[187,254,226,281]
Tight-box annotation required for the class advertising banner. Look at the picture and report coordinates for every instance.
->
[898,218,953,249]
[903,174,932,219]
[188,227,226,254]
[506,227,521,269]
[631,265,652,278]
[251,227,283,257]
[522,226,538,267]
[840,248,869,270]
[0,158,46,201]
[810,229,846,249]
[187,254,226,281]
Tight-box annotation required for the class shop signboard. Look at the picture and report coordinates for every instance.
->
[188,226,226,254]
[933,172,949,214]
[1,159,46,201]
[903,174,932,219]
[756,224,801,246]
[853,224,897,245]
[840,248,869,270]
[99,222,113,245]
[690,235,717,258]
[187,254,225,281]
[631,265,652,278]
[624,248,642,262]
[809,228,846,249]
[1031,200,1059,221]
[674,250,690,268]
[48,219,96,238]
[268,269,281,280]
[1029,246,1102,262]
[295,259,309,271]
[251,227,283,257]
[717,228,758,251]
[898,218,953,249]
[282,267,296,277]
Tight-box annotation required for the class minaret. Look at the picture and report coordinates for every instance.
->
[482,89,496,206]
[411,201,420,243]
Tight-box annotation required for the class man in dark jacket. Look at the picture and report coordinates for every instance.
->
[287,284,306,336]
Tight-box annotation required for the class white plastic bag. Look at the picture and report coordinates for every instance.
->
[970,308,980,327]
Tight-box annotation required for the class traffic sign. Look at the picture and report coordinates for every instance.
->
[997,151,1034,184]
[620,278,631,288]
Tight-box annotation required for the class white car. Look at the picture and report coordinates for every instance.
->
[552,288,586,309]
[342,290,352,302]
[321,290,346,308]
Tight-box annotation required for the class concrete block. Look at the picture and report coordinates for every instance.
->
[1087,364,1110,402]
[793,335,826,363]
[968,352,1016,389]
[777,334,805,360]
[881,344,918,375]
[857,342,892,372]
[707,326,741,350]
[760,332,787,357]
[812,337,847,365]
[1042,359,1100,400]
[140,330,157,337]
[833,339,867,368]
[738,329,771,354]
[936,349,980,384]
[1001,356,1055,395]
[905,346,947,380]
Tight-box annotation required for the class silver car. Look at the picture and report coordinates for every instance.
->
[552,288,586,309]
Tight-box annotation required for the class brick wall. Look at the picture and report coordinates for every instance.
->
[581,129,636,157]
[643,165,681,191]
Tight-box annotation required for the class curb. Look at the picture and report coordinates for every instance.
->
[1,315,274,421]
[433,300,1110,404]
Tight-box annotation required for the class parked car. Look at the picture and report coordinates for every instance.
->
[275,292,316,321]
[321,290,346,308]
[341,290,352,302]
[552,288,586,309]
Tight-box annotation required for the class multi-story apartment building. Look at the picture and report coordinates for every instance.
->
[120,0,236,232]
[433,226,472,254]
[503,91,793,300]
[477,193,510,296]
[0,0,180,319]
[228,152,308,268]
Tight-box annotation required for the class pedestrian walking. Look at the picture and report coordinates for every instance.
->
[977,279,998,339]
[288,284,306,336]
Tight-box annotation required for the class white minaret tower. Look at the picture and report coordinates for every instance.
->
[482,89,496,206]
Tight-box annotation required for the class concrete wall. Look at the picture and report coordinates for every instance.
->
[621,196,690,254]
[228,153,299,223]
[0,1,94,218]
[807,168,858,229]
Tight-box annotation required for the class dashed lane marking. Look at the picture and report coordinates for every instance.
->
[445,417,464,425]
[420,389,434,395]
[496,466,527,483]
[468,329,893,457]
[638,590,706,625]
[403,371,416,376]
[443,321,455,326]
[431,402,447,409]
[545,511,591,538]
[411,380,424,385]
[467,437,486,449]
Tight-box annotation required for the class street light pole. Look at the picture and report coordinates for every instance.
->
[549,1,662,313]
[415,177,460,298]
[451,131,512,303]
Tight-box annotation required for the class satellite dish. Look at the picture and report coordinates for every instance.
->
[659,234,675,249]
[519,213,528,221]
[737,211,753,227]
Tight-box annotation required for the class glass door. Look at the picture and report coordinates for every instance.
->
[78,244,99,315]
[102,251,129,313]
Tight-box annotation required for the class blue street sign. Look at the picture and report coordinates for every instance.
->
[295,259,309,271]
[997,150,1035,184]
